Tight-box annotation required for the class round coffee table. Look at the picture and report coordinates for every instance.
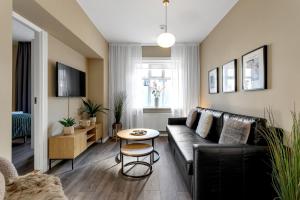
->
[115,129,160,164]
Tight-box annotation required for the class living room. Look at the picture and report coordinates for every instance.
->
[0,0,299,200]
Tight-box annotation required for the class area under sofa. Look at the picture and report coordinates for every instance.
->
[167,107,273,200]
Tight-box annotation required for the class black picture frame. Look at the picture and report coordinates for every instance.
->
[222,59,237,93]
[208,68,219,94]
[242,45,267,91]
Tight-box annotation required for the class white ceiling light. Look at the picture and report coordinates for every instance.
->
[157,0,176,48]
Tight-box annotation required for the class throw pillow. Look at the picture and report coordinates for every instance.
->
[219,118,251,144]
[186,109,198,128]
[0,157,18,185]
[196,112,213,138]
[0,173,4,200]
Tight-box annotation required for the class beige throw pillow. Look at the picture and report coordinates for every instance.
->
[196,112,213,138]
[219,119,251,144]
[186,109,198,128]
[0,173,4,200]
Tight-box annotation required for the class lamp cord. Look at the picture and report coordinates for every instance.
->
[165,4,168,32]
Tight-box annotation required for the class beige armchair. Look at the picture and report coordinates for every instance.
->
[0,157,67,200]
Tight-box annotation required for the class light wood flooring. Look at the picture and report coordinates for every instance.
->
[49,136,191,200]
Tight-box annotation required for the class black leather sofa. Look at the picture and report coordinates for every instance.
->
[167,107,273,200]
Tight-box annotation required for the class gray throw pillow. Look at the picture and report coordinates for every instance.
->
[186,109,197,128]
[219,119,251,144]
[196,112,213,138]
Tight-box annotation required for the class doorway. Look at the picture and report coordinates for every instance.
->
[12,12,48,173]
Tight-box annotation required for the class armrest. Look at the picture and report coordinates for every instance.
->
[193,144,273,200]
[168,117,187,125]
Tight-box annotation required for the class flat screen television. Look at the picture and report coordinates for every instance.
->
[56,62,86,97]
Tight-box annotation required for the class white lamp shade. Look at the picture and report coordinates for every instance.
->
[157,32,176,48]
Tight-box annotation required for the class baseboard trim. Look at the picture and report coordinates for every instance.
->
[102,136,109,143]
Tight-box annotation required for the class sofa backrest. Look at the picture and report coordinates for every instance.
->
[222,113,267,145]
[201,108,224,143]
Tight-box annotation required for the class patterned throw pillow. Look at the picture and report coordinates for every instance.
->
[196,112,213,138]
[186,109,198,128]
[219,118,251,144]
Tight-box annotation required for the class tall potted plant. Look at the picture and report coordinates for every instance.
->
[113,92,126,133]
[260,109,300,200]
[59,117,76,135]
[82,99,109,125]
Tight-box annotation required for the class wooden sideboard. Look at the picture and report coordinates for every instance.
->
[48,123,103,170]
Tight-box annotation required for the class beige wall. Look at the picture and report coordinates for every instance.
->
[142,46,171,57]
[12,44,18,111]
[48,34,87,136]
[200,0,300,132]
[0,0,12,160]
[87,59,108,139]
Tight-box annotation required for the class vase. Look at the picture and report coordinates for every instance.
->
[155,98,159,108]
[90,117,96,125]
[63,126,74,135]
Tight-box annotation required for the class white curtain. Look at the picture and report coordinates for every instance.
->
[108,43,143,135]
[171,43,200,117]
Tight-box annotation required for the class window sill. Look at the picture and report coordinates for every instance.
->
[143,107,171,113]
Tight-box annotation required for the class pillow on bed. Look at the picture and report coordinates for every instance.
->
[12,111,23,114]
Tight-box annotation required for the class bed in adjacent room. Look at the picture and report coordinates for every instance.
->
[12,112,31,142]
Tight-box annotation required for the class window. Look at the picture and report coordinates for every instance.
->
[140,59,174,108]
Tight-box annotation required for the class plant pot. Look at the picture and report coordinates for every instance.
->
[63,126,74,135]
[90,117,96,125]
[155,98,159,108]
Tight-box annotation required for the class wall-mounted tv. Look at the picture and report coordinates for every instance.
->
[56,62,86,97]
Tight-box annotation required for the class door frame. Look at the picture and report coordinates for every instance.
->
[13,12,49,172]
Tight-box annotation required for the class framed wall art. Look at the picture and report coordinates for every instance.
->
[242,45,267,91]
[222,59,237,93]
[208,68,219,94]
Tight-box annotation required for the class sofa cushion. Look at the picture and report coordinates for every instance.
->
[186,109,198,128]
[196,112,213,138]
[219,118,251,144]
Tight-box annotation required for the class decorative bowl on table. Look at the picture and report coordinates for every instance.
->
[130,129,147,136]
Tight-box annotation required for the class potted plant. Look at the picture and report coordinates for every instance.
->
[59,117,76,135]
[259,108,300,200]
[151,81,164,108]
[82,99,109,125]
[113,92,126,133]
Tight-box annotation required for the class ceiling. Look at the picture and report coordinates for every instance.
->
[13,19,35,42]
[77,0,238,44]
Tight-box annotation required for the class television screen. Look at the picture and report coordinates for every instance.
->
[56,62,86,97]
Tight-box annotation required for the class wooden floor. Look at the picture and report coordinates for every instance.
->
[12,138,34,175]
[49,136,191,200]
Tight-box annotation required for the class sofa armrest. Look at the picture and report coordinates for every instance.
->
[168,117,187,125]
[193,144,273,200]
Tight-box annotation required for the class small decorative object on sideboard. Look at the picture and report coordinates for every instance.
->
[222,59,237,93]
[79,119,91,128]
[82,98,109,125]
[208,68,219,94]
[59,117,76,135]
[242,45,267,91]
